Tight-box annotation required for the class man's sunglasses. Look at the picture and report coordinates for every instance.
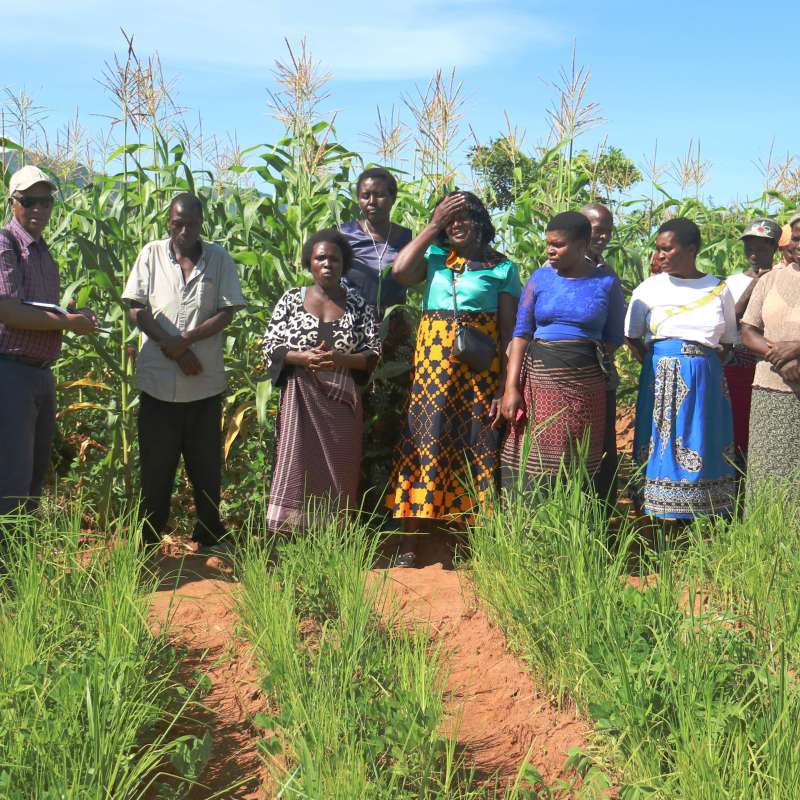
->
[12,194,54,209]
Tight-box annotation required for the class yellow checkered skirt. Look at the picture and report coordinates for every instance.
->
[387,310,500,520]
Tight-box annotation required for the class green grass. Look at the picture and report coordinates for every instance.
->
[236,509,502,799]
[680,476,800,663]
[468,473,800,799]
[0,505,207,799]
[5,464,800,798]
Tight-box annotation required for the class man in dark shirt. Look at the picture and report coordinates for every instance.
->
[582,202,620,506]
[583,203,614,269]
[0,166,97,520]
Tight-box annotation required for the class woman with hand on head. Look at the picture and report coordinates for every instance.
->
[723,218,781,465]
[740,238,800,501]
[387,191,521,566]
[499,211,625,492]
[625,218,737,520]
[262,229,381,531]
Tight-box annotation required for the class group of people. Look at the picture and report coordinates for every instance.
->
[0,166,245,548]
[629,214,800,519]
[2,162,799,558]
[261,168,800,565]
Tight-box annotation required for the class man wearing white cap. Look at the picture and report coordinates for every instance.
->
[0,165,97,518]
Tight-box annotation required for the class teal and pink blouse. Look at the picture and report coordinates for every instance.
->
[422,245,521,312]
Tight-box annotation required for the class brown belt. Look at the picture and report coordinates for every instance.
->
[0,352,54,369]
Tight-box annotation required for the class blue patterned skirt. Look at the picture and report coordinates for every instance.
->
[632,339,736,519]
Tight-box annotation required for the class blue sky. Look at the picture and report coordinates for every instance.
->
[1,0,794,205]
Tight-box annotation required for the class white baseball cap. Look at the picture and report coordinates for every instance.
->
[8,165,57,196]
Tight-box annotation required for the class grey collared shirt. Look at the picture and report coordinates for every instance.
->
[122,238,245,402]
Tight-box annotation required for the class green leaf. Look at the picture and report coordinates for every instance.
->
[253,712,278,730]
[234,250,260,266]
[256,378,272,426]
[372,361,410,381]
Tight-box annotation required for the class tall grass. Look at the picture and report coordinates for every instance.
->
[236,509,496,798]
[0,506,205,799]
[469,473,800,798]
[680,475,800,663]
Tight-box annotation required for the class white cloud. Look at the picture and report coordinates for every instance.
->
[8,0,560,80]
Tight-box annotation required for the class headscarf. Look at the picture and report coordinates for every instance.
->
[776,220,798,269]
[445,251,491,272]
[434,190,496,248]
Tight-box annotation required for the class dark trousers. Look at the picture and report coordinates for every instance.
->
[137,392,225,544]
[0,358,56,519]
[594,388,618,506]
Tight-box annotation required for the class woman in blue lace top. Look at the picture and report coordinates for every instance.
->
[499,211,625,491]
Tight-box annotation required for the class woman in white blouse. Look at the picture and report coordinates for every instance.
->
[625,218,738,520]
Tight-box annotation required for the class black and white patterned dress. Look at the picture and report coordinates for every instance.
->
[261,285,380,531]
[262,286,380,384]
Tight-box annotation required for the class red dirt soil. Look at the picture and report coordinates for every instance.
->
[148,546,271,799]
[381,561,590,790]
[616,406,636,456]
[147,536,592,797]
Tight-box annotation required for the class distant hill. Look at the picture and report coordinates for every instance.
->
[0,147,93,189]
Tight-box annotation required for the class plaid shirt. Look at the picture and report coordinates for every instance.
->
[0,217,62,360]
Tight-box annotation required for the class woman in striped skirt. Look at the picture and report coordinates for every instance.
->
[499,212,625,493]
[262,229,381,531]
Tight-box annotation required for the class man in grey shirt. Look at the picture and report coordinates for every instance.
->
[123,193,245,546]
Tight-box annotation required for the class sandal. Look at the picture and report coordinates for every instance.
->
[395,551,417,568]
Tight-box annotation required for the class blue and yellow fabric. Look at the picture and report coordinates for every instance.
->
[632,339,737,519]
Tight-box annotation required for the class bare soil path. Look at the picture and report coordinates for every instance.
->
[148,546,270,799]
[146,535,592,797]
[380,558,589,790]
